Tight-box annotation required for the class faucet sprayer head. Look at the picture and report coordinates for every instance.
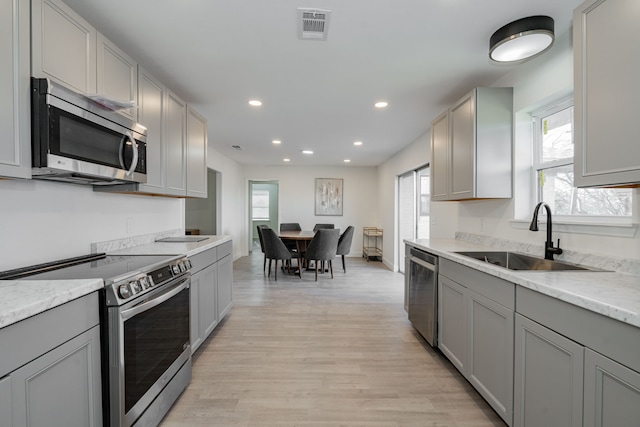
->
[529,202,543,231]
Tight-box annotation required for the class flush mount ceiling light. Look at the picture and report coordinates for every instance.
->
[283,158,291,162]
[302,150,314,155]
[248,99,262,106]
[272,140,281,144]
[374,101,388,108]
[489,15,554,63]
[353,141,363,146]
[344,159,351,163]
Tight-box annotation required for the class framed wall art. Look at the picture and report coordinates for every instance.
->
[315,178,343,216]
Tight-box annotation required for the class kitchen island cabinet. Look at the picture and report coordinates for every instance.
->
[0,0,31,179]
[0,292,102,427]
[574,0,640,187]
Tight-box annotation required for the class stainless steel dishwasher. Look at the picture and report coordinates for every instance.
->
[406,246,439,346]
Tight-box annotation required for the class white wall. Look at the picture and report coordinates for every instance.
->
[0,179,183,270]
[244,165,378,257]
[433,31,640,261]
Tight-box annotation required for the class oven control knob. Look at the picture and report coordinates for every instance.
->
[172,264,181,275]
[118,284,131,299]
[147,276,155,287]
[186,259,192,269]
[139,276,149,289]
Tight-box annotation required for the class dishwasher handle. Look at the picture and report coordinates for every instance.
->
[408,255,437,272]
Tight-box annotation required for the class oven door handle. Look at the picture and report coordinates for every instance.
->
[121,277,190,321]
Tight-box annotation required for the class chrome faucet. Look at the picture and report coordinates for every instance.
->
[529,202,563,260]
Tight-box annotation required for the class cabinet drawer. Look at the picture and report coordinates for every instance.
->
[217,241,232,259]
[189,247,217,274]
[440,258,515,309]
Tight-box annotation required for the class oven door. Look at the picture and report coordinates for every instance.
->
[107,276,191,427]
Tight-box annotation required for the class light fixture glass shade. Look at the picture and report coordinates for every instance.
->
[489,16,554,63]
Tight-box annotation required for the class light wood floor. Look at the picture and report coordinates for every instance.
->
[160,249,506,427]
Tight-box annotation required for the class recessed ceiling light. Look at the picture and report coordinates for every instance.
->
[283,158,290,162]
[302,150,314,154]
[354,141,363,146]
[272,140,281,144]
[374,101,388,108]
[344,159,351,163]
[248,100,262,107]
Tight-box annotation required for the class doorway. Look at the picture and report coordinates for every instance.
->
[397,165,430,273]
[185,168,220,235]
[249,181,279,253]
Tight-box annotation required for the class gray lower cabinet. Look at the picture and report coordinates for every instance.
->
[583,348,640,427]
[189,241,233,354]
[438,259,514,424]
[10,326,102,427]
[0,292,102,427]
[513,313,584,427]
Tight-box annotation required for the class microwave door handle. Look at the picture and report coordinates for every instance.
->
[119,131,139,176]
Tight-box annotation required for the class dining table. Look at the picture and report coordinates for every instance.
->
[278,230,315,253]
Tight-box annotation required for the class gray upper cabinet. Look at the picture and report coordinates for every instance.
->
[430,87,513,201]
[186,107,208,198]
[574,0,640,187]
[136,68,166,194]
[96,32,138,120]
[165,90,187,196]
[0,0,30,179]
[430,111,449,201]
[31,0,96,94]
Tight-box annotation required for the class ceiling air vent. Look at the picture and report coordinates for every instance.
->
[231,145,243,151]
[298,8,331,41]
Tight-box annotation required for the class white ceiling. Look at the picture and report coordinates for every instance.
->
[62,0,583,167]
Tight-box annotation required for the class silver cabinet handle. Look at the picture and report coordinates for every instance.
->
[118,131,139,176]
[409,255,436,272]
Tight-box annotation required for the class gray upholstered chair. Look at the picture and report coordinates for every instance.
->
[262,227,300,280]
[336,225,354,273]
[256,224,269,273]
[304,229,340,281]
[313,223,334,231]
[279,223,301,252]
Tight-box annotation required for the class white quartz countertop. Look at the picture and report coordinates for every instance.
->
[0,278,104,329]
[107,235,232,257]
[406,238,640,328]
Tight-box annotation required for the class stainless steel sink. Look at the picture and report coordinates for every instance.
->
[455,251,602,271]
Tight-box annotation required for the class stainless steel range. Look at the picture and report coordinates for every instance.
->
[0,253,192,427]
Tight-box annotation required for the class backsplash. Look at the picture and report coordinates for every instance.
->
[92,229,182,253]
[455,232,640,276]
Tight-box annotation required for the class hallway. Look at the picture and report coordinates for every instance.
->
[160,251,505,426]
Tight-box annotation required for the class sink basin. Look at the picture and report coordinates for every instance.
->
[455,251,601,271]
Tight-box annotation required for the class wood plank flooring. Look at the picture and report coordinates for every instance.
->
[160,248,506,427]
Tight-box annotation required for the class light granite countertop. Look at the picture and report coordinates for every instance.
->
[406,238,640,328]
[0,234,233,330]
[106,235,232,257]
[0,279,104,329]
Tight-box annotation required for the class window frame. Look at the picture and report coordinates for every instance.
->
[251,189,270,221]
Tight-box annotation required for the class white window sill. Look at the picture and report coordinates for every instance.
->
[510,219,638,238]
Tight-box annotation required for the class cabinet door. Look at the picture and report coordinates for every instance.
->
[217,254,233,320]
[449,91,475,200]
[165,90,187,196]
[11,325,102,427]
[584,348,640,427]
[96,32,137,120]
[199,262,219,340]
[574,0,640,187]
[0,0,30,179]
[31,0,96,94]
[186,106,208,198]
[468,289,513,424]
[190,274,202,354]
[438,275,467,374]
[137,68,166,194]
[430,110,450,201]
[0,375,11,426]
[514,314,584,427]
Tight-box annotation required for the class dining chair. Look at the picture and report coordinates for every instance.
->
[313,223,335,231]
[304,229,340,281]
[262,227,300,280]
[256,224,269,273]
[280,223,301,231]
[336,225,354,273]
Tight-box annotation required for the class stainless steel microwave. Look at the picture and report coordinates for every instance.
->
[31,78,147,185]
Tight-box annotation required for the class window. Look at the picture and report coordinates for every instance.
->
[533,99,632,219]
[252,190,270,220]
